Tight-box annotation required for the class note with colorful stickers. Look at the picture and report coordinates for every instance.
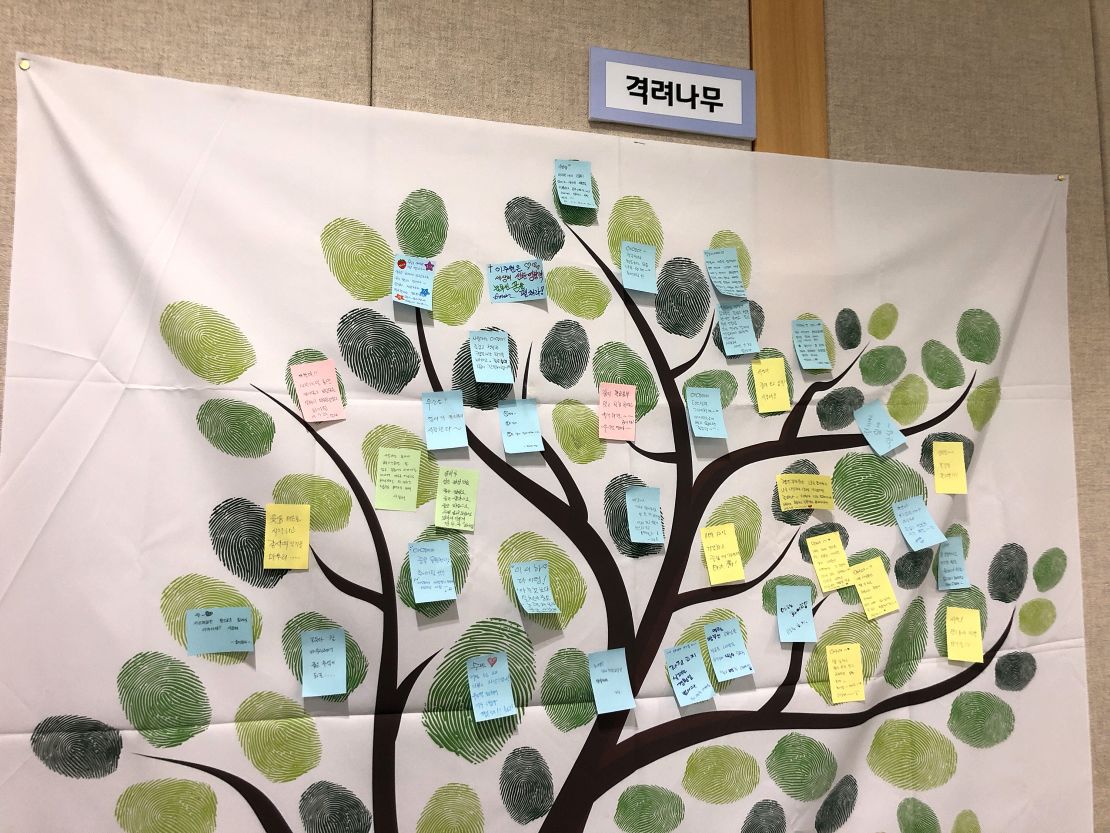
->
[301,628,347,698]
[435,467,479,531]
[554,159,596,208]
[391,255,435,309]
[700,523,745,584]
[933,441,968,494]
[469,330,514,383]
[704,618,754,681]
[892,495,947,549]
[185,607,254,655]
[851,557,900,620]
[946,607,984,663]
[751,357,790,413]
[498,398,544,454]
[776,584,817,642]
[620,241,657,293]
[703,247,747,297]
[598,382,637,441]
[791,319,832,370]
[625,486,665,544]
[717,301,759,356]
[664,643,714,707]
[466,652,517,722]
[937,535,971,591]
[775,473,834,510]
[290,359,345,422]
[853,400,906,455]
[826,643,866,703]
[374,447,421,511]
[807,531,854,592]
[409,539,457,603]
[509,560,560,614]
[685,387,728,439]
[263,503,310,569]
[422,390,468,450]
[488,258,546,302]
[587,648,636,713]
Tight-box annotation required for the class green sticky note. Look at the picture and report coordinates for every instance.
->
[435,467,479,531]
[374,447,421,511]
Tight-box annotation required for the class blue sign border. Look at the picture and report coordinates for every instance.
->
[588,46,756,140]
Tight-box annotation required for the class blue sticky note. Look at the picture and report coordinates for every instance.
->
[466,652,517,722]
[664,643,715,707]
[717,301,759,356]
[497,398,544,454]
[185,607,254,655]
[791,319,832,370]
[776,584,818,642]
[469,330,514,383]
[488,259,546,303]
[854,400,907,455]
[301,628,347,698]
[625,485,664,544]
[391,254,435,310]
[587,647,636,714]
[685,387,728,439]
[704,618,754,681]
[620,241,657,293]
[510,560,560,614]
[892,496,947,550]
[554,159,596,208]
[422,390,468,451]
[409,539,456,603]
[704,247,747,297]
[937,536,971,591]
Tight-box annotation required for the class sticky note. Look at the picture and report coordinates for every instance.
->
[664,643,715,707]
[946,607,984,663]
[775,474,834,510]
[620,241,657,293]
[466,652,517,722]
[704,618,754,681]
[374,447,421,511]
[703,247,747,297]
[701,524,745,584]
[851,557,900,620]
[587,648,636,713]
[685,386,728,439]
[751,357,791,413]
[263,503,310,569]
[409,539,456,603]
[791,319,832,370]
[422,390,468,450]
[776,584,817,642]
[469,330,514,384]
[807,531,854,592]
[301,628,347,698]
[933,441,968,494]
[185,607,254,655]
[853,400,906,455]
[717,301,759,356]
[290,359,345,422]
[892,495,947,549]
[488,259,546,302]
[826,643,866,703]
[435,467,479,531]
[554,159,596,208]
[625,486,664,544]
[498,398,544,454]
[509,560,560,614]
[391,254,435,309]
[937,535,971,591]
[598,382,637,440]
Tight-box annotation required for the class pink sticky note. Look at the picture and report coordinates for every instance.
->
[291,359,345,422]
[598,382,637,441]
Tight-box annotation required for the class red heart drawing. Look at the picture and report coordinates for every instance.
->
[397,259,407,269]
[487,656,497,667]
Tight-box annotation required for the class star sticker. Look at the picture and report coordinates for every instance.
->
[425,261,435,271]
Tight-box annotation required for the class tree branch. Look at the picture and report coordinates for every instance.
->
[778,344,868,442]
[398,649,441,707]
[758,595,829,714]
[669,312,716,378]
[628,442,679,464]
[312,547,384,610]
[672,530,799,612]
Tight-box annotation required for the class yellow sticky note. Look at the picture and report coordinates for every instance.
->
[752,357,791,413]
[807,531,853,592]
[263,503,310,569]
[775,474,834,511]
[826,643,866,703]
[933,441,968,494]
[850,557,899,620]
[701,523,746,585]
[375,447,421,511]
[946,606,984,663]
[435,467,479,531]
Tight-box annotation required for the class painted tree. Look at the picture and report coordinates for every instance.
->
[28,172,1066,833]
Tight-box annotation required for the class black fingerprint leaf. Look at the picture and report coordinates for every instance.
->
[209,498,286,588]
[505,197,565,260]
[883,597,927,688]
[540,320,590,388]
[895,549,933,589]
[115,779,217,833]
[452,327,519,410]
[897,797,940,833]
[741,799,786,833]
[299,781,372,833]
[859,346,907,386]
[614,785,684,833]
[988,543,1028,602]
[31,715,121,779]
[817,387,864,431]
[117,652,211,748]
[947,691,1015,748]
[771,459,820,526]
[995,651,1037,691]
[195,399,275,458]
[712,299,765,355]
[919,432,974,475]
[159,301,256,384]
[798,522,849,563]
[285,348,348,408]
[337,308,421,394]
[957,308,1001,363]
[604,474,664,557]
[500,746,554,824]
[1033,547,1067,591]
[551,175,601,226]
[396,189,448,258]
[656,257,711,338]
[835,308,861,349]
[815,775,857,833]
[540,648,596,731]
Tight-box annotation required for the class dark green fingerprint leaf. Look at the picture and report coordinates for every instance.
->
[160,574,261,665]
[506,197,564,260]
[604,474,664,557]
[832,452,926,525]
[115,779,216,833]
[817,387,864,431]
[704,496,762,566]
[160,301,255,384]
[209,497,286,589]
[683,370,740,407]
[362,424,440,506]
[235,691,321,782]
[677,609,748,692]
[933,522,971,581]
[453,327,519,410]
[934,586,987,658]
[895,550,933,589]
[416,783,483,833]
[553,400,605,464]
[708,230,752,288]
[281,612,369,702]
[500,747,554,824]
[761,575,817,614]
[548,266,611,319]
[498,531,587,629]
[897,797,940,833]
[741,799,786,833]
[995,651,1037,691]
[921,340,965,389]
[806,612,882,705]
[593,342,659,420]
[713,300,765,355]
[919,432,974,474]
[396,189,448,258]
[273,473,352,532]
[799,522,848,564]
[765,733,837,801]
[957,308,1001,363]
[299,781,371,833]
[988,543,1028,602]
[320,218,392,301]
[552,175,600,226]
[117,652,210,748]
[887,373,927,425]
[540,320,589,387]
[540,648,596,731]
[835,309,861,349]
[883,597,927,687]
[196,399,274,458]
[285,348,348,408]
[608,197,664,268]
[398,526,470,617]
[967,377,1000,429]
[432,261,484,326]
[867,719,957,790]
[337,308,421,394]
[838,549,891,605]
[1018,598,1056,636]
[868,303,899,339]
[771,459,819,526]
[656,257,711,337]
[859,346,907,386]
[948,691,1014,748]
[815,775,857,833]
[31,715,121,779]
[614,785,684,833]
[745,347,794,418]
[1033,547,1067,591]
[681,745,759,803]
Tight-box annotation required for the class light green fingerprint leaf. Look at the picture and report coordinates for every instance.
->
[280,612,368,702]
[505,197,564,261]
[320,218,392,301]
[553,400,605,464]
[704,495,761,566]
[498,532,588,629]
[835,309,861,349]
[500,747,554,824]
[540,648,596,731]
[967,377,1001,429]
[708,230,752,288]
[815,775,857,833]
[832,453,926,525]
[552,175,601,226]
[284,348,348,408]
[921,340,965,389]
[548,266,611,319]
[299,781,372,833]
[417,784,483,833]
[657,258,711,337]
[160,574,261,665]
[867,719,957,790]
[432,261,484,325]
[273,474,352,532]
[209,497,286,589]
[682,745,759,804]
[806,612,882,704]
[337,308,421,394]
[684,370,740,407]
[396,189,448,258]
[868,303,899,339]
[362,425,439,506]
[859,346,907,386]
[957,309,1001,363]
[761,575,817,615]
[897,797,940,833]
[398,527,471,617]
[30,715,121,779]
[677,608,748,692]
[541,320,590,388]
[235,691,320,782]
[614,785,684,833]
[117,652,210,748]
[452,327,519,410]
[160,301,255,384]
[593,342,659,419]
[115,779,216,833]
[746,348,795,418]
[765,733,837,801]
[884,597,927,687]
[608,197,664,268]
[1033,547,1067,592]
[1018,599,1056,636]
[934,586,987,658]
[886,374,928,425]
[952,810,982,833]
[948,691,1014,748]
[817,387,864,431]
[196,399,274,458]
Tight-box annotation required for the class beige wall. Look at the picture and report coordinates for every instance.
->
[0,0,1106,823]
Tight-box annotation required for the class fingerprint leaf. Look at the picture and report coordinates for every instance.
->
[31,715,121,779]
[835,309,861,349]
[934,586,988,657]
[453,328,519,410]
[799,523,849,563]
[988,543,1028,602]
[656,257,711,337]
[160,574,262,665]
[160,301,255,384]
[713,300,765,355]
[677,608,748,692]
[273,474,352,532]
[761,575,817,614]
[708,230,752,288]
[967,378,1001,429]
[995,651,1037,691]
[115,779,216,833]
[745,348,794,418]
[362,425,439,506]
[117,652,210,748]
[832,453,926,525]
[683,370,739,407]
[867,303,899,339]
[897,797,940,833]
[498,532,588,629]
[957,308,1001,363]
[948,691,1014,748]
[608,197,664,268]
[797,313,837,369]
[552,175,601,226]
[921,340,965,389]
[765,733,837,801]
[196,399,274,458]
[417,783,484,833]
[505,197,564,260]
[682,745,759,804]
[553,400,606,464]
[432,261,484,325]
[1033,547,1067,591]
[500,747,554,823]
[614,785,684,833]
[817,387,864,431]
[859,346,907,386]
[771,459,819,526]
[593,342,659,419]
[209,497,286,588]
[883,597,927,687]
[704,495,761,566]
[299,781,372,833]
[541,320,590,387]
[540,648,596,731]
[235,691,321,782]
[281,612,368,702]
[886,373,928,425]
[604,474,664,557]
[919,432,974,474]
[1018,599,1056,636]
[320,218,392,301]
[285,348,348,408]
[337,308,421,394]
[867,719,957,790]
[548,266,611,319]
[837,549,891,605]
[806,612,882,705]
[396,189,448,257]
[952,810,982,833]
[398,526,471,617]
[815,775,858,833]
[741,800,786,833]
[895,549,933,589]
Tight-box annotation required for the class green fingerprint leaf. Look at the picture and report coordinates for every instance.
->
[837,550,891,605]
[553,400,605,464]
[540,648,596,731]
[362,425,439,506]
[593,342,659,419]
[815,775,857,833]
[746,348,795,417]
[196,399,274,458]
[771,459,819,526]
[741,800,786,833]
[868,303,899,339]
[797,313,837,369]
[1018,599,1056,636]
[320,218,392,301]
[704,495,761,566]
[1033,547,1067,591]
[209,497,286,589]
[117,652,210,748]
[657,258,711,337]
[713,300,765,355]
[806,612,882,705]
[884,597,928,687]
[967,377,1001,429]
[505,197,564,260]
[614,785,684,833]
[604,474,664,557]
[919,432,974,475]
[541,320,590,387]
[934,586,987,658]
[897,797,940,833]
[500,747,554,824]
[235,691,321,782]
[284,348,348,408]
[684,370,740,407]
[952,810,982,833]
[281,612,368,702]
[337,308,421,394]
[398,527,471,617]
[957,309,1001,363]
[708,230,752,287]
[933,523,971,581]
[552,175,601,226]
[498,531,588,629]
[867,719,957,790]
[115,779,217,833]
[887,374,928,425]
[948,691,1014,748]
[417,783,483,833]
[677,608,748,692]
[766,733,837,801]
[799,522,848,563]
[682,745,759,804]
[835,309,861,349]
[299,781,371,833]
[433,261,484,325]
[273,474,352,532]
[817,387,864,431]
[761,575,816,614]
[859,346,907,386]
[423,618,536,763]
[396,189,448,258]
[452,327,519,410]
[31,715,121,779]
[995,651,1037,691]
[832,453,926,525]
[608,197,664,268]
[160,574,261,665]
[895,549,933,589]
[921,340,965,389]
[988,543,1028,603]
[160,301,255,384]
[548,266,612,319]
